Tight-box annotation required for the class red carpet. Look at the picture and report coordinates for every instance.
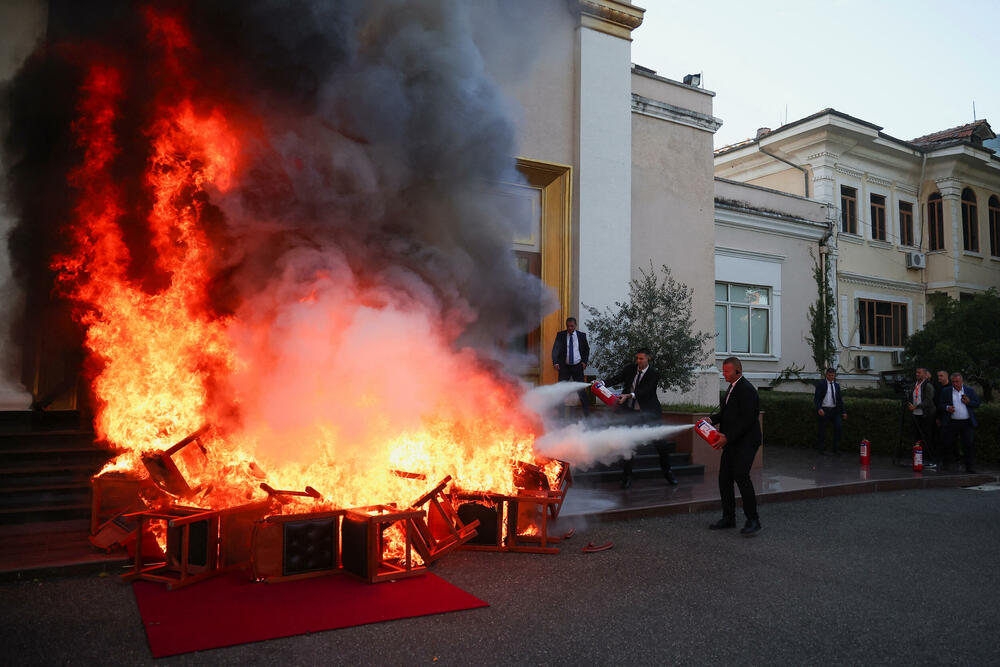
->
[133,571,488,657]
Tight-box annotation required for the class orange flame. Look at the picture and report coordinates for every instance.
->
[61,12,550,518]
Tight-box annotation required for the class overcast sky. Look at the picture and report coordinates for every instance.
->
[630,0,997,149]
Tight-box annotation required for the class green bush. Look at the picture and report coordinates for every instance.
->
[758,392,1000,466]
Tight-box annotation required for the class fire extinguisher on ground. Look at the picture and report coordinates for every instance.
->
[860,439,870,465]
[912,441,924,472]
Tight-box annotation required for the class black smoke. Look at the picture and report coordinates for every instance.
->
[2,0,553,384]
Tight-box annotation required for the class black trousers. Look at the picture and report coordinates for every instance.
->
[911,414,934,462]
[558,362,590,416]
[944,420,975,470]
[719,440,760,520]
[815,410,842,452]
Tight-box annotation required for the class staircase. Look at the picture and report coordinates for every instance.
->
[0,411,113,525]
[571,439,704,484]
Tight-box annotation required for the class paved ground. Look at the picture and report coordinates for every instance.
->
[3,483,999,665]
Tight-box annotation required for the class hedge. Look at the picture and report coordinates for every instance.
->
[757,392,1000,466]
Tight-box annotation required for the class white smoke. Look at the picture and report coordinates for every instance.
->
[519,381,591,417]
[534,423,694,468]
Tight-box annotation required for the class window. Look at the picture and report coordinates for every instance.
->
[841,186,857,234]
[989,196,1000,257]
[961,188,979,252]
[927,192,944,251]
[870,194,886,240]
[858,299,907,347]
[899,201,914,246]
[715,282,770,355]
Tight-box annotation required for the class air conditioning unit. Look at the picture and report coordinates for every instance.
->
[855,355,872,371]
[906,252,926,269]
[891,350,906,366]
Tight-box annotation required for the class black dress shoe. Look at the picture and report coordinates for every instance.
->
[709,517,736,530]
[664,471,678,485]
[620,476,632,489]
[740,518,762,536]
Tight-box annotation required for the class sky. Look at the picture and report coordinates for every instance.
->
[630,0,998,149]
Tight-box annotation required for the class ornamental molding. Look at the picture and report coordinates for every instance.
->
[865,174,892,188]
[838,270,924,293]
[578,0,645,40]
[835,164,864,179]
[715,206,828,242]
[715,246,786,263]
[807,151,839,161]
[896,183,919,196]
[632,94,723,133]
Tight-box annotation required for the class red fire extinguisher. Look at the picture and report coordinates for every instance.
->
[590,380,619,407]
[912,441,924,472]
[694,419,723,449]
[860,439,870,465]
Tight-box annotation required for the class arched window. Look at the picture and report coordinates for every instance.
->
[989,195,1000,257]
[927,192,944,251]
[961,188,979,252]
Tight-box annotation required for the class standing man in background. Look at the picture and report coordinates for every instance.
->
[907,367,936,470]
[934,370,953,468]
[940,373,981,473]
[708,357,762,536]
[814,367,847,455]
[551,317,590,418]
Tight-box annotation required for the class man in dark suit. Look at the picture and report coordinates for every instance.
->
[708,356,762,536]
[814,367,847,455]
[907,367,937,470]
[605,349,676,488]
[551,317,590,417]
[934,369,953,467]
[939,372,982,473]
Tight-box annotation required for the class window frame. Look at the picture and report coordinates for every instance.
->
[841,185,858,235]
[857,298,908,347]
[714,281,771,356]
[870,193,887,241]
[988,195,1000,258]
[927,192,944,251]
[899,201,914,246]
[961,188,979,252]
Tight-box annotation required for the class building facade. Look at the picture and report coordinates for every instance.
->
[714,109,1000,385]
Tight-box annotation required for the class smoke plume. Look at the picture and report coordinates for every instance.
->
[2,0,554,465]
[534,423,695,468]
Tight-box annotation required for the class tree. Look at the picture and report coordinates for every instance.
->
[584,263,713,392]
[805,249,836,372]
[905,289,1000,401]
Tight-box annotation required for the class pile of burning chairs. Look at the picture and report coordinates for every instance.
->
[89,428,572,590]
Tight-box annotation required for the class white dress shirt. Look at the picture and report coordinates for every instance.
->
[566,331,581,365]
[951,387,970,420]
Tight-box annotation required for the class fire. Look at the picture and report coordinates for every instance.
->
[61,10,551,524]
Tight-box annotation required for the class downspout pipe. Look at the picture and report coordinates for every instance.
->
[759,146,810,198]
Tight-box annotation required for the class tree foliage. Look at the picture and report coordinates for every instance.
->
[905,289,1000,401]
[583,263,713,392]
[805,249,836,372]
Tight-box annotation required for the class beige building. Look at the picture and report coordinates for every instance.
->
[713,178,830,386]
[714,109,1000,385]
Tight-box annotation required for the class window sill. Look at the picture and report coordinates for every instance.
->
[868,239,893,249]
[839,234,863,245]
[715,353,779,362]
[857,346,905,353]
[989,255,1000,262]
[926,249,947,254]
[962,250,984,258]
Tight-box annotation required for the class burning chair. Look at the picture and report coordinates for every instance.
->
[122,501,270,590]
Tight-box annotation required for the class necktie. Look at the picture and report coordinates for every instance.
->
[629,369,642,409]
[567,333,574,365]
[724,381,735,405]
